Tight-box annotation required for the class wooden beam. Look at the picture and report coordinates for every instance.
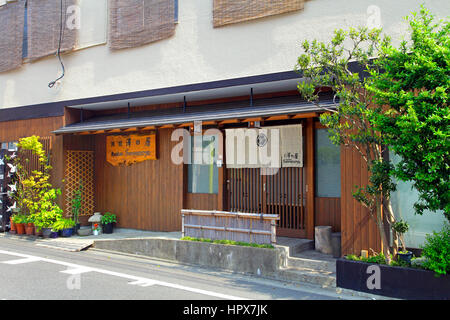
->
[218,119,241,125]
[265,114,290,121]
[291,112,318,119]
[243,117,263,123]
[106,128,122,133]
[160,124,175,129]
[305,117,315,240]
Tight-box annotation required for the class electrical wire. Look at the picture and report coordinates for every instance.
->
[48,0,66,88]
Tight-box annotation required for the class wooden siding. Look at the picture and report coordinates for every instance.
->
[0,116,65,205]
[94,128,183,231]
[341,145,381,256]
[314,197,341,232]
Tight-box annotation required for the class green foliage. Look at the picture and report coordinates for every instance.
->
[366,6,450,220]
[71,181,83,225]
[11,136,63,231]
[52,218,76,232]
[296,24,396,263]
[345,253,387,265]
[11,214,27,224]
[181,237,274,249]
[420,224,450,275]
[101,212,117,224]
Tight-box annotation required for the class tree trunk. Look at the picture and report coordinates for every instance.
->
[376,198,391,264]
[385,198,398,258]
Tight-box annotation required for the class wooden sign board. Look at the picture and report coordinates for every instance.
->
[106,133,156,166]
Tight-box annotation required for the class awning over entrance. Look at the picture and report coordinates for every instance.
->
[53,97,335,135]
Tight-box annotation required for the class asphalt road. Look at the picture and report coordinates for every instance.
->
[0,237,356,301]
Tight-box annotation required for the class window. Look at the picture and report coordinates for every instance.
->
[188,135,219,194]
[315,129,341,197]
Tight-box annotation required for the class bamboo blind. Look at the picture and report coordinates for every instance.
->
[213,0,304,28]
[65,150,94,217]
[109,0,176,50]
[182,209,279,245]
[27,0,78,61]
[0,0,25,72]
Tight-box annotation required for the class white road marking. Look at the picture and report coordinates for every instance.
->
[60,267,93,275]
[0,249,248,300]
[2,257,41,265]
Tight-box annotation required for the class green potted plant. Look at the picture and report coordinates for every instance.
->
[52,218,76,237]
[101,212,117,234]
[393,220,412,264]
[71,182,83,231]
[24,215,35,235]
[12,214,26,235]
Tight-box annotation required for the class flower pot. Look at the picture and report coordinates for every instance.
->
[15,223,25,235]
[93,230,99,236]
[34,226,43,237]
[60,228,74,238]
[9,218,16,233]
[102,223,114,234]
[398,251,413,265]
[25,223,34,235]
[50,231,59,238]
[42,228,52,238]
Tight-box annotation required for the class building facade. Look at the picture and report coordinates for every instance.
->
[1,0,448,255]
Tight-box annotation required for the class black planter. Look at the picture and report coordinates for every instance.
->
[42,228,52,238]
[398,251,413,265]
[102,223,114,234]
[336,258,450,300]
[60,228,74,237]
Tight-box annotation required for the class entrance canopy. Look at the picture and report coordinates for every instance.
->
[53,97,335,135]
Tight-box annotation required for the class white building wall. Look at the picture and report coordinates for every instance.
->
[0,0,449,109]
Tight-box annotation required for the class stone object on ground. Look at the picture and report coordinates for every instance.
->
[88,212,102,223]
[315,226,332,255]
[77,227,92,236]
[331,232,341,258]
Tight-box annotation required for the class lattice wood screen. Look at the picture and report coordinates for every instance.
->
[213,0,304,28]
[65,150,94,217]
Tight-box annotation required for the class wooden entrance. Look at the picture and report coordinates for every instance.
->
[226,166,306,238]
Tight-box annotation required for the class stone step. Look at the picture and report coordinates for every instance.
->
[287,256,336,273]
[276,267,336,288]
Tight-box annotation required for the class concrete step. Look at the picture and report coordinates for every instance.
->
[287,256,336,273]
[276,267,336,288]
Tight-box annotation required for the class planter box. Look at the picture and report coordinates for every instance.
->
[336,258,450,300]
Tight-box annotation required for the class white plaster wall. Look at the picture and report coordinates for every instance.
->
[0,0,448,109]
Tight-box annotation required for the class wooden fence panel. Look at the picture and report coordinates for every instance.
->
[181,209,278,245]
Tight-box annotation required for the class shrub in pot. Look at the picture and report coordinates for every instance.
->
[393,220,412,264]
[52,218,76,238]
[101,212,117,234]
[24,215,35,235]
[12,214,26,235]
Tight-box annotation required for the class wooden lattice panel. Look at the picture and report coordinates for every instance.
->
[65,150,94,217]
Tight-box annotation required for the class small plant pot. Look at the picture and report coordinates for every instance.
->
[102,223,114,234]
[25,224,34,235]
[60,228,74,238]
[9,218,16,232]
[42,228,52,238]
[93,230,99,236]
[15,223,25,235]
[398,251,413,265]
[50,231,59,238]
[34,226,43,237]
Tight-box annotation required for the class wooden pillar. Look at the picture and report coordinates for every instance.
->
[305,118,315,240]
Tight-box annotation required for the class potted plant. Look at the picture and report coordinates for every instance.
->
[24,215,35,235]
[52,218,76,237]
[9,215,16,234]
[101,212,117,234]
[393,219,412,264]
[93,223,101,236]
[12,214,26,235]
[71,182,83,231]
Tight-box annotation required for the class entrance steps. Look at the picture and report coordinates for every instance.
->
[275,242,337,287]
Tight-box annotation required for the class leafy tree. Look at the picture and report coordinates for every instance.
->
[366,6,450,221]
[295,26,398,262]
